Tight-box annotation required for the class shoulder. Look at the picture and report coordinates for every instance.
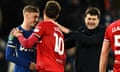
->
[8,26,20,41]
[69,26,84,35]
[106,20,119,31]
[16,25,22,30]
[98,25,106,31]
[75,26,84,33]
[108,19,120,27]
[36,21,44,26]
[35,21,46,30]
[7,34,17,44]
[36,21,52,27]
[78,26,84,31]
[113,19,120,24]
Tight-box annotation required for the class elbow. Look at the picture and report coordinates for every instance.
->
[5,49,11,61]
[5,54,11,61]
[5,47,17,62]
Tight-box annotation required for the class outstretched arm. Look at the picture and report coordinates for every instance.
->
[99,40,111,72]
[11,28,39,48]
[55,23,70,34]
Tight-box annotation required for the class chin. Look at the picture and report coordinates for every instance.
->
[31,24,36,27]
[88,27,96,30]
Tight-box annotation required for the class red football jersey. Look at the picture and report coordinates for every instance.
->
[33,20,66,72]
[104,20,120,71]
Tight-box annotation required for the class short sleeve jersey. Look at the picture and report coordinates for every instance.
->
[104,20,120,65]
[33,20,66,71]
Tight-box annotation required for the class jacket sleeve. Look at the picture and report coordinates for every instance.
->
[70,30,105,45]
[5,47,30,67]
[65,37,75,49]
[64,31,76,49]
[5,35,31,67]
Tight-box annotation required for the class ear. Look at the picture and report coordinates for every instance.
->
[26,13,29,18]
[55,14,59,19]
[24,12,29,19]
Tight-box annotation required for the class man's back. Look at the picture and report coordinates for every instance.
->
[33,20,66,72]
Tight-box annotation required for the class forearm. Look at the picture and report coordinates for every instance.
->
[6,47,30,67]
[56,24,70,34]
[60,25,70,34]
[99,41,110,72]
[99,52,108,72]
[69,31,101,45]
[17,34,38,48]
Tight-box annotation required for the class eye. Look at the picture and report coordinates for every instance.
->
[88,18,91,20]
[34,16,38,18]
[92,18,96,21]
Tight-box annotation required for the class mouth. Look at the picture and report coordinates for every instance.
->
[88,23,95,26]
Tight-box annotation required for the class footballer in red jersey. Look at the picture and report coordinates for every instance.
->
[11,1,66,72]
[34,20,66,72]
[99,19,120,72]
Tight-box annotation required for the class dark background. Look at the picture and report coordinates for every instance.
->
[0,0,120,72]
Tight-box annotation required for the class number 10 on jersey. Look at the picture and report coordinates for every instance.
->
[54,33,64,55]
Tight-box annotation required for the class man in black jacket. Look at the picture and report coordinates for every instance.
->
[56,7,106,72]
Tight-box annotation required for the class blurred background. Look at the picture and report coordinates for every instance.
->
[0,0,120,72]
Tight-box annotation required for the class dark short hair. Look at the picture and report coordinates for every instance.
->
[23,5,40,14]
[45,0,61,19]
[84,7,101,18]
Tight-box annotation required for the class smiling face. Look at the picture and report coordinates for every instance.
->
[84,14,100,30]
[23,5,40,27]
[26,12,39,27]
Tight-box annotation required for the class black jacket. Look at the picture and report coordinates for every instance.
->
[65,25,106,72]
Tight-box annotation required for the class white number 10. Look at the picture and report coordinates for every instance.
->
[54,33,64,55]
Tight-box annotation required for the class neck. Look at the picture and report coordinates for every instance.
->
[44,14,56,21]
[21,21,32,31]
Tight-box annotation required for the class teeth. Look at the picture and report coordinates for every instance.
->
[89,24,94,25]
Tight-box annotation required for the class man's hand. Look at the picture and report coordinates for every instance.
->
[54,23,70,34]
[29,62,36,71]
[10,28,22,37]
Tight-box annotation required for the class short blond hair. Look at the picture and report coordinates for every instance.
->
[23,5,40,14]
